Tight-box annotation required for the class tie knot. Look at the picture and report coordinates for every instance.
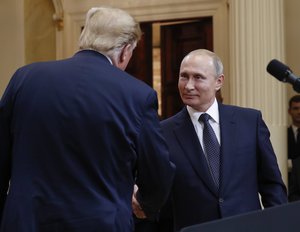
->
[199,113,210,123]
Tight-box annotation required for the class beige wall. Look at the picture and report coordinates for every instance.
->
[0,0,25,96]
[24,0,56,64]
[0,0,56,97]
[285,0,300,117]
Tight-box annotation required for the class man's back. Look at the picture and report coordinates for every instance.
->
[0,50,174,232]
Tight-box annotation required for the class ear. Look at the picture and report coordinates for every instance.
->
[215,74,224,91]
[119,44,132,63]
[116,44,133,70]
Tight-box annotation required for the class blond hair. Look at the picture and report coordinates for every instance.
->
[79,7,142,58]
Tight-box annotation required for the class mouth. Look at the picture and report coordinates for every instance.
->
[183,94,196,99]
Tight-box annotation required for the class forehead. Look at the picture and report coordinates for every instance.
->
[291,101,300,108]
[180,54,215,74]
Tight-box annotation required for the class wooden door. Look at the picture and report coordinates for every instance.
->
[160,18,213,119]
[126,23,153,87]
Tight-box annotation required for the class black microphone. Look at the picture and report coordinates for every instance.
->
[266,59,300,93]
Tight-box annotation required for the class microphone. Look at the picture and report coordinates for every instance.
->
[266,59,300,93]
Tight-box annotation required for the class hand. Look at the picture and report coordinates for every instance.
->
[132,185,146,219]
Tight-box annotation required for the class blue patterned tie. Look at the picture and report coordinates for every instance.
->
[199,113,220,188]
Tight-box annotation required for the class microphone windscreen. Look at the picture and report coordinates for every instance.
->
[266,59,290,81]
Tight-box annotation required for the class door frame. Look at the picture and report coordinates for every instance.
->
[57,0,229,102]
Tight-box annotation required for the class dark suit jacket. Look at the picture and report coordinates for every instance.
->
[161,104,287,232]
[288,157,300,201]
[0,50,175,232]
[288,126,300,160]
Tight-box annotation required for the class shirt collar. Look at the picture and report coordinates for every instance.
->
[292,124,300,134]
[103,53,113,65]
[187,98,219,123]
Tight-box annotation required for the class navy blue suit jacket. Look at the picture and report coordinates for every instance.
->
[288,126,300,160]
[0,50,175,232]
[161,104,287,231]
[289,157,300,201]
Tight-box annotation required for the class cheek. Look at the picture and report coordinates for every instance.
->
[195,85,215,98]
[198,81,216,91]
[194,83,208,92]
[178,82,185,91]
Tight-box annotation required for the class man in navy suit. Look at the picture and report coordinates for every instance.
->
[287,95,300,200]
[287,95,300,161]
[289,157,300,201]
[0,6,175,232]
[159,49,287,231]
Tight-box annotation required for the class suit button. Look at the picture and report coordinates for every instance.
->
[219,198,224,203]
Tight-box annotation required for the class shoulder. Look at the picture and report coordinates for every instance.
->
[220,103,260,113]
[161,108,189,127]
[220,103,261,118]
[124,74,156,103]
[219,104,265,127]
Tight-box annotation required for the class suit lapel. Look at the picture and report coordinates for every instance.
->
[173,108,219,196]
[218,104,237,193]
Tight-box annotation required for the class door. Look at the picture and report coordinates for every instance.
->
[126,23,153,87]
[160,18,213,119]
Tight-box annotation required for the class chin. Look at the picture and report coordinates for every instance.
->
[183,101,197,108]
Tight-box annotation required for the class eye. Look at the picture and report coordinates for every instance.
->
[194,74,205,80]
[179,73,188,80]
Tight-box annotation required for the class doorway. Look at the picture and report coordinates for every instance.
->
[126,17,213,119]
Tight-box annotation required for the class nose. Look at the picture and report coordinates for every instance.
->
[185,78,195,90]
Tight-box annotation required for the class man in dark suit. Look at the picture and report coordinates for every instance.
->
[159,49,287,231]
[287,95,300,160]
[289,157,300,201]
[287,95,300,200]
[0,6,175,232]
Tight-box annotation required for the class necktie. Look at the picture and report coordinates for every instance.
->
[297,128,300,145]
[199,113,220,188]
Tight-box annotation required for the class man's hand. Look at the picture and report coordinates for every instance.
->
[132,185,146,219]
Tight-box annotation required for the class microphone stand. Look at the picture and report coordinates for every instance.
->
[292,79,300,93]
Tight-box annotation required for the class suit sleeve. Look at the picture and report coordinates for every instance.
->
[135,91,175,218]
[256,111,288,206]
[0,73,17,223]
[288,158,300,201]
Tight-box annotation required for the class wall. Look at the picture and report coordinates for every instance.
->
[24,0,56,64]
[0,0,56,97]
[0,0,25,96]
[285,0,300,116]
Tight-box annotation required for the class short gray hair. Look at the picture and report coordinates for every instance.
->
[185,49,224,77]
[79,7,142,58]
